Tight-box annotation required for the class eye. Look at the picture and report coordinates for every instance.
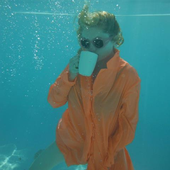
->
[81,39,90,48]
[94,39,103,48]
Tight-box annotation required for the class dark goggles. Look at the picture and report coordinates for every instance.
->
[80,36,113,49]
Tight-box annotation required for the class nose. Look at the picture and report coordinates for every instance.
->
[88,44,97,53]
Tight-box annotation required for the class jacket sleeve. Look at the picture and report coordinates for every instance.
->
[47,64,77,108]
[104,67,141,167]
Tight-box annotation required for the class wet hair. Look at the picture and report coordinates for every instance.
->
[76,3,124,47]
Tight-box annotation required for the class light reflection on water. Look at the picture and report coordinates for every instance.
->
[14,11,170,17]
[0,144,27,170]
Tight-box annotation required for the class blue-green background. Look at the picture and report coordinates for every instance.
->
[0,0,170,170]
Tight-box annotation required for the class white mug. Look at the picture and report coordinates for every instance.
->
[79,51,98,76]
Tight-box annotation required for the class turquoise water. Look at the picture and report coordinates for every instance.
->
[0,0,170,170]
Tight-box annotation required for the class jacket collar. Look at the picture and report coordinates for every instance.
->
[106,48,120,70]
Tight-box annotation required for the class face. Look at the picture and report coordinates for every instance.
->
[80,27,115,64]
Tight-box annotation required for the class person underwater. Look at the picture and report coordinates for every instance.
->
[29,3,141,170]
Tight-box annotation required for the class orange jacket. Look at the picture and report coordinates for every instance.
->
[48,49,141,170]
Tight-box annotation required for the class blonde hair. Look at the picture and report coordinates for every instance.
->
[76,3,124,47]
